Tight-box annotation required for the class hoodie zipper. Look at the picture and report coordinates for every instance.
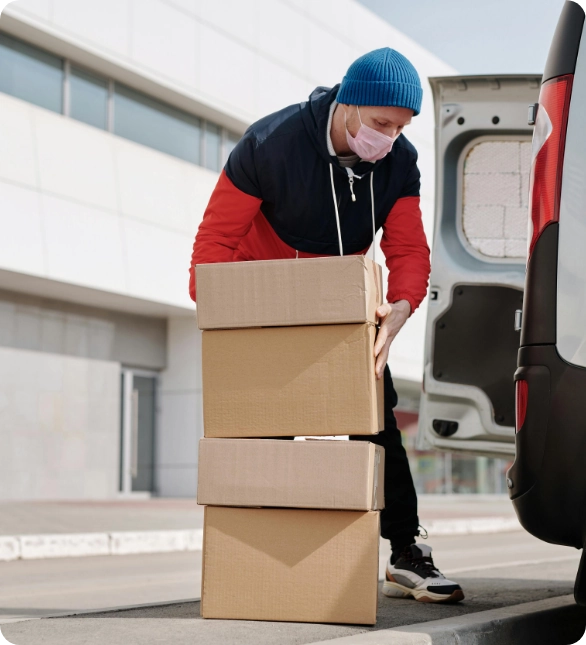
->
[345,167,364,202]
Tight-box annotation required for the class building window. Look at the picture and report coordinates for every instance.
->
[114,83,202,164]
[69,65,109,130]
[204,122,221,172]
[0,32,63,114]
[0,31,242,172]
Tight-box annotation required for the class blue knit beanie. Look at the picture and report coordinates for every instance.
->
[337,48,423,116]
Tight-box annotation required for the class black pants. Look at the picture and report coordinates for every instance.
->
[350,364,420,557]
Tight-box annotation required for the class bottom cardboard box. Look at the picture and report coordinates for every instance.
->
[201,506,380,625]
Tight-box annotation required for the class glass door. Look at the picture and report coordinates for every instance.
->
[120,369,158,495]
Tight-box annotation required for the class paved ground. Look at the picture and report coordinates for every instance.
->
[0,495,517,536]
[0,499,205,535]
[2,530,583,644]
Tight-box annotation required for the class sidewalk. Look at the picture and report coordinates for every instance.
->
[0,495,522,561]
[0,495,518,535]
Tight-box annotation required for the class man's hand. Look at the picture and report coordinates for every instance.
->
[373,300,411,380]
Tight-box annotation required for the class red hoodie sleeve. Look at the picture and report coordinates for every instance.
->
[380,195,431,314]
[189,170,262,302]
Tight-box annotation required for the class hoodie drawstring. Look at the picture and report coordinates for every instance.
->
[329,164,376,263]
[329,164,344,256]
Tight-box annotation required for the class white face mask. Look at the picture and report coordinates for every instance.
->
[345,106,398,161]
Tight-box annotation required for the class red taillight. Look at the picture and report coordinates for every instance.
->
[527,74,573,258]
[515,379,528,433]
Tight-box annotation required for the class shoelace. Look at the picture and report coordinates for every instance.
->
[401,552,443,579]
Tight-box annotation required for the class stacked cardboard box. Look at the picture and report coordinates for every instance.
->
[196,255,385,625]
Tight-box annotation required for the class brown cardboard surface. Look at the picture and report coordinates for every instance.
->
[197,438,385,510]
[201,507,380,624]
[202,323,384,437]
[196,255,383,330]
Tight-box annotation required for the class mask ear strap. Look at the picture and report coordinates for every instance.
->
[356,105,364,127]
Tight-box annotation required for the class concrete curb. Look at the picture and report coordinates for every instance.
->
[314,595,586,645]
[423,516,521,535]
[0,529,203,561]
[0,516,521,562]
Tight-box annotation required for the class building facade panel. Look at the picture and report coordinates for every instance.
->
[0,0,462,499]
[0,345,120,499]
[51,0,132,58]
[157,316,202,497]
[41,191,127,294]
[0,289,167,368]
[0,180,46,276]
[132,0,199,90]
[0,92,37,184]
[34,100,119,210]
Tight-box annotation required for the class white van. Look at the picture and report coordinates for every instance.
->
[419,0,586,603]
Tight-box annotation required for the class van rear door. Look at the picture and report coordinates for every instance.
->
[418,73,540,458]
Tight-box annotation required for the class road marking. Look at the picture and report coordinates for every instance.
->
[425,516,522,535]
[446,554,580,575]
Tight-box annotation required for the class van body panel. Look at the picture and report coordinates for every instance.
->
[557,25,586,366]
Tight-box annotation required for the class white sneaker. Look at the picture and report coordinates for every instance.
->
[383,544,464,603]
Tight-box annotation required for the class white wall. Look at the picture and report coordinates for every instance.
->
[0,91,218,312]
[157,318,202,497]
[3,0,456,382]
[0,346,120,499]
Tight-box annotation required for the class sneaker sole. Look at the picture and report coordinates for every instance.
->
[382,580,465,604]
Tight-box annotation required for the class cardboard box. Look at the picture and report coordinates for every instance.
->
[197,438,385,510]
[201,506,380,624]
[196,255,383,330]
[202,323,384,437]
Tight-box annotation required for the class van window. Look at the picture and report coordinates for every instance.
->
[461,139,531,259]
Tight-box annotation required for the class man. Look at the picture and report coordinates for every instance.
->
[189,48,464,604]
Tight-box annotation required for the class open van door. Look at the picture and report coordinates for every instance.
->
[418,72,540,458]
[422,0,586,605]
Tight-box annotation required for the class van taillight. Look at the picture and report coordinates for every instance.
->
[515,379,528,433]
[527,74,573,258]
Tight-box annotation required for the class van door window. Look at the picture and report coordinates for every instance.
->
[461,138,531,260]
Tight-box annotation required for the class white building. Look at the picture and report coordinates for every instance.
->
[0,0,455,499]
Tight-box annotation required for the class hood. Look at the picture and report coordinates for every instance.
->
[300,85,340,164]
[300,85,400,176]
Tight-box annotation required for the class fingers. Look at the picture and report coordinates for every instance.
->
[374,324,389,357]
[375,339,391,379]
[376,303,392,319]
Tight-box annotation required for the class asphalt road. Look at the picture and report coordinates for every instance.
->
[1,530,583,644]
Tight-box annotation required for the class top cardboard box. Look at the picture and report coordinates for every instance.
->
[195,255,383,330]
